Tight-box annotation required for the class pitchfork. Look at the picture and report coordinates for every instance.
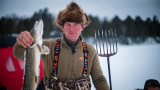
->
[95,29,118,90]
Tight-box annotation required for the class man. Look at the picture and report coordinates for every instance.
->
[144,79,160,90]
[13,2,109,90]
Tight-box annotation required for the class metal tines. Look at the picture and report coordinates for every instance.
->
[95,29,118,57]
[95,29,118,90]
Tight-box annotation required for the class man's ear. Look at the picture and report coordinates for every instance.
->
[61,26,64,31]
[81,25,84,31]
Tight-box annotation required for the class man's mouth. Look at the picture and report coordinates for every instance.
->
[69,33,76,34]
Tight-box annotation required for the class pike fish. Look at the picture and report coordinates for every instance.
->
[23,19,49,90]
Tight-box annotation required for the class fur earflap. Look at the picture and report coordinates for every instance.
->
[56,2,90,29]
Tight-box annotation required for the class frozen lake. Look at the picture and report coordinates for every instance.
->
[90,44,160,90]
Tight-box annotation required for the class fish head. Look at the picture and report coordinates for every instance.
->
[31,19,44,45]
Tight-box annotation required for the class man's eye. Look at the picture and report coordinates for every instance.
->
[66,24,70,26]
[75,24,80,26]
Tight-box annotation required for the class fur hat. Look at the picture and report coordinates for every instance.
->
[55,2,90,29]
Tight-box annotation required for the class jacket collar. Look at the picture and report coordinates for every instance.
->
[61,34,83,50]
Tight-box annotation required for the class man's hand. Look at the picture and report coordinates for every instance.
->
[17,31,33,48]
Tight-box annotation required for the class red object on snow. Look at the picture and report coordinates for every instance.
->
[0,47,44,90]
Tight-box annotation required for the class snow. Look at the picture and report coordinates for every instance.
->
[91,44,160,90]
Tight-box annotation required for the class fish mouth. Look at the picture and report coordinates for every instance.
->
[36,19,43,31]
[31,19,43,35]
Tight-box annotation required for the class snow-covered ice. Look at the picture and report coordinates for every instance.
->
[91,44,160,90]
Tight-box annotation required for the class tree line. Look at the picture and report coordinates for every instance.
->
[0,8,160,44]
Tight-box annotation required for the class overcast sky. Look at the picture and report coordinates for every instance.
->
[0,0,160,21]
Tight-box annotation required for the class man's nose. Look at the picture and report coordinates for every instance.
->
[69,26,75,31]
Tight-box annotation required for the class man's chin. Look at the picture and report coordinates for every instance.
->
[70,37,78,42]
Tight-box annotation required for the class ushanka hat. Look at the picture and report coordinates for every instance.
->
[55,2,90,29]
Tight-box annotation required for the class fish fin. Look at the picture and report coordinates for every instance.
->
[35,75,39,89]
[41,45,50,55]
[37,44,43,53]
[30,41,38,48]
[37,44,50,55]
[35,75,38,83]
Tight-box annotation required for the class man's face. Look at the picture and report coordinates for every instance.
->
[62,22,83,42]
[148,87,160,90]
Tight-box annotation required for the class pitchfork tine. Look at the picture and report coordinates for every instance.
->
[111,30,115,53]
[105,30,109,55]
[102,30,105,55]
[95,30,98,54]
[109,30,112,54]
[98,30,102,55]
[115,29,118,53]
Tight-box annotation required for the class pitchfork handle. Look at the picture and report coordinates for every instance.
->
[107,57,112,90]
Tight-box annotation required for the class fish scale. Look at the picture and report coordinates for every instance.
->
[23,46,40,90]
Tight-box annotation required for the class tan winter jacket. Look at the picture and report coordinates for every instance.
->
[13,36,109,90]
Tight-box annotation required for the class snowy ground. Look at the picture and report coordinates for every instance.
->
[90,44,160,90]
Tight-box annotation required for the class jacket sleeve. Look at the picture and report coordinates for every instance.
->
[13,40,52,60]
[13,42,25,60]
[90,45,110,90]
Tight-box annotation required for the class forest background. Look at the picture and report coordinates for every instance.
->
[0,8,160,45]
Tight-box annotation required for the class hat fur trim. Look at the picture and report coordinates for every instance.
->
[56,2,90,29]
